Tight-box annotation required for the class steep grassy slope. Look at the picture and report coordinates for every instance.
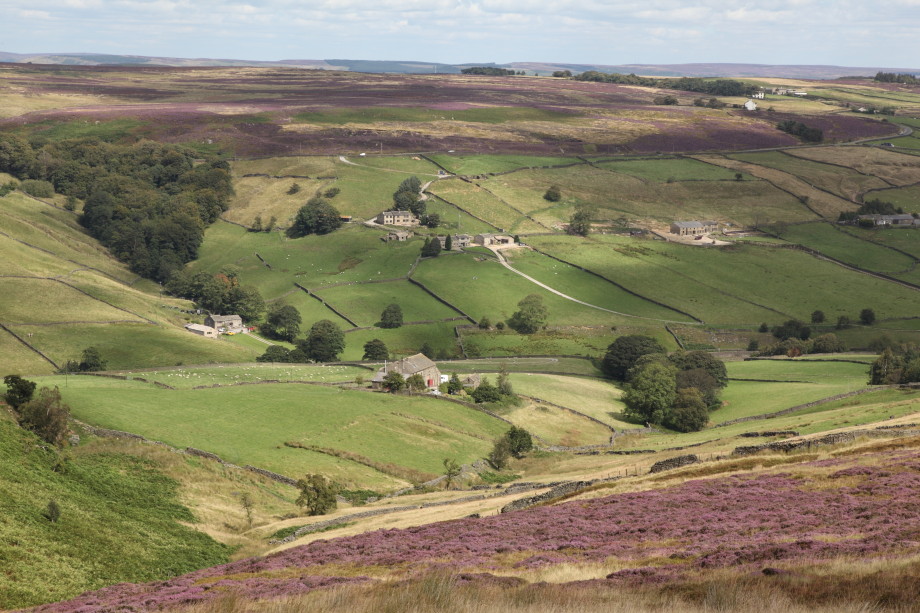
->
[0,414,229,610]
[0,191,261,373]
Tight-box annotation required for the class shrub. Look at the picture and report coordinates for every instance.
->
[17,386,71,447]
[543,185,561,202]
[44,500,61,523]
[20,179,54,198]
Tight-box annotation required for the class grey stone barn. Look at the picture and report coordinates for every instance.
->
[371,353,442,390]
[205,314,243,333]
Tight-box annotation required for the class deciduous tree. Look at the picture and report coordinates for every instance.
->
[506,294,548,334]
[3,375,36,409]
[379,303,404,329]
[602,335,666,380]
[298,320,345,362]
[362,338,389,360]
[296,474,338,515]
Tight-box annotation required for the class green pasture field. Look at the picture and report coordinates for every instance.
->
[438,357,602,377]
[322,162,421,221]
[268,289,353,330]
[460,327,622,358]
[884,135,920,150]
[860,184,920,215]
[16,118,144,143]
[503,248,695,322]
[0,417,229,610]
[292,107,578,126]
[527,234,920,325]
[348,155,442,175]
[778,222,918,278]
[116,363,371,388]
[231,156,338,177]
[51,378,509,488]
[426,180,548,233]
[595,157,754,182]
[727,151,888,201]
[12,322,260,371]
[498,401,612,446]
[425,154,582,176]
[193,223,419,301]
[841,223,920,258]
[508,373,631,428]
[423,195,497,234]
[224,176,327,228]
[482,164,813,228]
[0,277,146,324]
[313,280,460,327]
[786,147,920,186]
[341,322,460,361]
[726,358,869,383]
[833,323,920,349]
[411,253,626,327]
[713,379,862,424]
[0,330,51,374]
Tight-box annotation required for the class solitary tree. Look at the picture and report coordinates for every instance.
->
[298,320,345,362]
[443,458,462,489]
[444,234,453,251]
[860,308,876,326]
[506,426,533,458]
[362,338,389,360]
[3,375,36,409]
[568,203,595,237]
[379,303,404,329]
[296,474,338,515]
[811,310,826,324]
[265,304,301,342]
[506,294,548,334]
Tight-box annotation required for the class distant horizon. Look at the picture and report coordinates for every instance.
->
[2,1,918,69]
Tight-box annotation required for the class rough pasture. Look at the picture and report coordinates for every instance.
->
[34,449,920,611]
[0,65,896,156]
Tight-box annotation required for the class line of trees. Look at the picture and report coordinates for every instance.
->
[874,72,919,85]
[461,67,522,76]
[0,135,234,283]
[776,120,823,143]
[573,72,756,97]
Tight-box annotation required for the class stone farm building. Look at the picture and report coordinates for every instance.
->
[371,353,441,390]
[376,210,419,226]
[382,230,413,242]
[436,234,472,249]
[474,233,514,246]
[205,314,244,333]
[184,323,217,338]
[670,221,718,237]
[857,214,919,227]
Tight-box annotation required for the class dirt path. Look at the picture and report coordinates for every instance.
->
[490,247,695,324]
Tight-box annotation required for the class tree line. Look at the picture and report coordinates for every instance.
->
[573,71,756,97]
[0,135,233,283]
[874,72,919,85]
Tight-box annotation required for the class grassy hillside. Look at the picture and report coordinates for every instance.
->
[0,190,261,373]
[50,375,511,489]
[0,414,229,609]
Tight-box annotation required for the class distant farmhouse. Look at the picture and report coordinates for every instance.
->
[376,210,419,226]
[670,221,718,237]
[857,214,919,227]
[474,233,514,247]
[436,234,472,249]
[371,353,441,390]
[184,323,217,338]
[205,314,244,334]
[382,230,413,242]
[751,91,765,99]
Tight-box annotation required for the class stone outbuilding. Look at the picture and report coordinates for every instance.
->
[473,233,514,246]
[184,323,218,338]
[371,353,441,390]
[204,314,243,333]
[382,230,413,242]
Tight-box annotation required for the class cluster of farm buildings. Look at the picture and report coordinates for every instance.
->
[369,353,480,392]
[184,314,244,339]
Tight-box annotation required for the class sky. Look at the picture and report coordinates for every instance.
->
[1,0,919,68]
